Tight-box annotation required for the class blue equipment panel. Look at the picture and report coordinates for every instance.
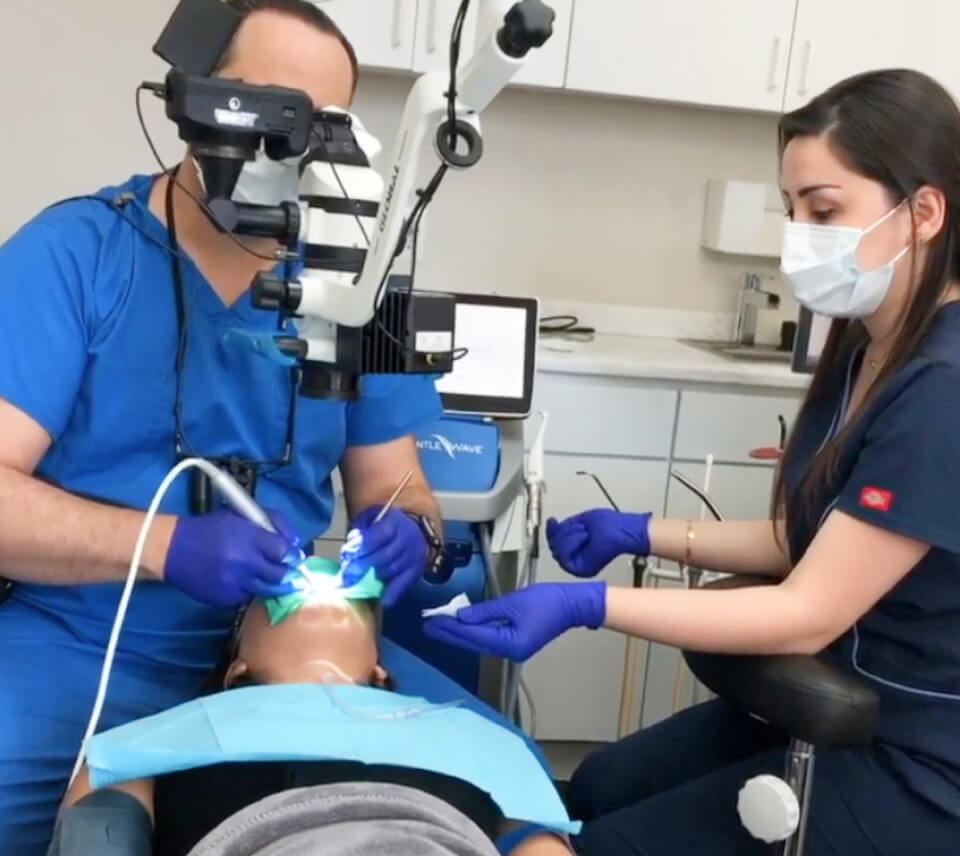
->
[383,417,500,692]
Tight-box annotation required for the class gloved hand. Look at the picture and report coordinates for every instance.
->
[163,509,301,608]
[340,506,428,608]
[546,509,652,577]
[423,581,607,662]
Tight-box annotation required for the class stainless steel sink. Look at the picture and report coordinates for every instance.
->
[682,339,793,363]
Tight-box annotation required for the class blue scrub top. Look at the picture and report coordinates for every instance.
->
[783,303,960,816]
[0,175,441,674]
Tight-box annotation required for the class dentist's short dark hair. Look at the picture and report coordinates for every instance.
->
[220,0,359,95]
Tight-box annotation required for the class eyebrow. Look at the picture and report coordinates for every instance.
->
[797,183,842,198]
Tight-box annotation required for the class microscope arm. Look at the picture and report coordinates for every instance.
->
[295,0,554,328]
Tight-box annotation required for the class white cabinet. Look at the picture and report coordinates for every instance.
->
[525,373,802,741]
[523,454,670,741]
[784,0,960,111]
[413,0,479,73]
[666,462,777,524]
[674,390,800,465]
[535,373,677,458]
[565,0,797,112]
[636,461,779,728]
[318,0,418,72]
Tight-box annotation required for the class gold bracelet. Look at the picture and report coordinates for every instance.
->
[684,521,695,567]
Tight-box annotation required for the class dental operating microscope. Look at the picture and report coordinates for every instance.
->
[149,0,555,397]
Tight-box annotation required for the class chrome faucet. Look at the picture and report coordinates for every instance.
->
[734,272,780,346]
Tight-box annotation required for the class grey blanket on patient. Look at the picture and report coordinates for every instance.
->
[187,782,500,856]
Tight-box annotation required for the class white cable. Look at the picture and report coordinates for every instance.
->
[519,675,538,739]
[67,456,222,790]
[671,453,717,715]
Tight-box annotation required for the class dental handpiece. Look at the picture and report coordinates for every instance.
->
[207,466,276,533]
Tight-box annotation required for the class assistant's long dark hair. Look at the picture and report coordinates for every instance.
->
[773,69,960,554]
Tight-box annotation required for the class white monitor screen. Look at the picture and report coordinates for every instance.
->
[435,303,528,401]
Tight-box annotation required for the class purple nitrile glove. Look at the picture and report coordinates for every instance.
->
[423,581,607,662]
[164,509,302,608]
[546,509,652,578]
[340,505,428,608]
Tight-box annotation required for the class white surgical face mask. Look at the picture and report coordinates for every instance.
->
[231,150,301,207]
[780,202,910,318]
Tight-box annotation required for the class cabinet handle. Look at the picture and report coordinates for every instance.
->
[426,0,439,54]
[797,39,813,96]
[766,37,781,91]
[391,0,405,48]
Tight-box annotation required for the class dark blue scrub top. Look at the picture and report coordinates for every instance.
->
[783,303,960,816]
[0,175,441,674]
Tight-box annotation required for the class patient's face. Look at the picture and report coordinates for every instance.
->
[225,597,387,687]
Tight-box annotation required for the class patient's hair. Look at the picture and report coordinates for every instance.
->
[220,0,359,93]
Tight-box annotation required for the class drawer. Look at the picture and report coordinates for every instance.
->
[535,373,677,458]
[674,390,801,464]
[526,456,670,741]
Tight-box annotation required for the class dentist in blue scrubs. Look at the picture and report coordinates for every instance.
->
[0,3,443,852]
[427,68,960,854]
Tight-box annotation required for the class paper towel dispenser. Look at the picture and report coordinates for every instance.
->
[701,180,785,258]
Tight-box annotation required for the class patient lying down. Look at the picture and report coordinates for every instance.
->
[53,563,574,856]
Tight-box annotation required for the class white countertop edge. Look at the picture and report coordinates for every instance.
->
[535,334,810,391]
[537,357,810,390]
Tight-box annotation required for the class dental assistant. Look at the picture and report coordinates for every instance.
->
[426,68,960,855]
[0,3,442,853]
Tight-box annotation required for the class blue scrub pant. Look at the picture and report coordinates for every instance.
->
[0,600,211,856]
[568,699,959,856]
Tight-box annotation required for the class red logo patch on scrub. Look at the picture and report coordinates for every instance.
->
[860,487,894,512]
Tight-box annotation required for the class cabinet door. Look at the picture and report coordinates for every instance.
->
[413,0,479,73]
[785,1,960,111]
[666,462,777,523]
[523,454,670,741]
[566,0,797,111]
[636,462,779,727]
[321,0,418,71]
[674,390,801,465]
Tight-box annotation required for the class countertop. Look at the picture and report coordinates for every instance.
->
[537,333,809,390]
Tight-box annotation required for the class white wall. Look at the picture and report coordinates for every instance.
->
[0,1,182,239]
[1,0,790,327]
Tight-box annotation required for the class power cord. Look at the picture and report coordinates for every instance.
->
[448,1,471,150]
[68,457,225,791]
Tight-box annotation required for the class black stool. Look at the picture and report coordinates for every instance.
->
[682,578,879,855]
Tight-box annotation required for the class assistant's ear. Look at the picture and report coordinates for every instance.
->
[910,185,948,245]
[371,664,393,691]
[223,659,251,689]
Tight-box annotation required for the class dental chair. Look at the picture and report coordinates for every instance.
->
[682,576,880,856]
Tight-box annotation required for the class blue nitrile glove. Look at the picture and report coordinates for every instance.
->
[423,581,607,662]
[164,509,302,608]
[546,509,652,577]
[340,505,428,608]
